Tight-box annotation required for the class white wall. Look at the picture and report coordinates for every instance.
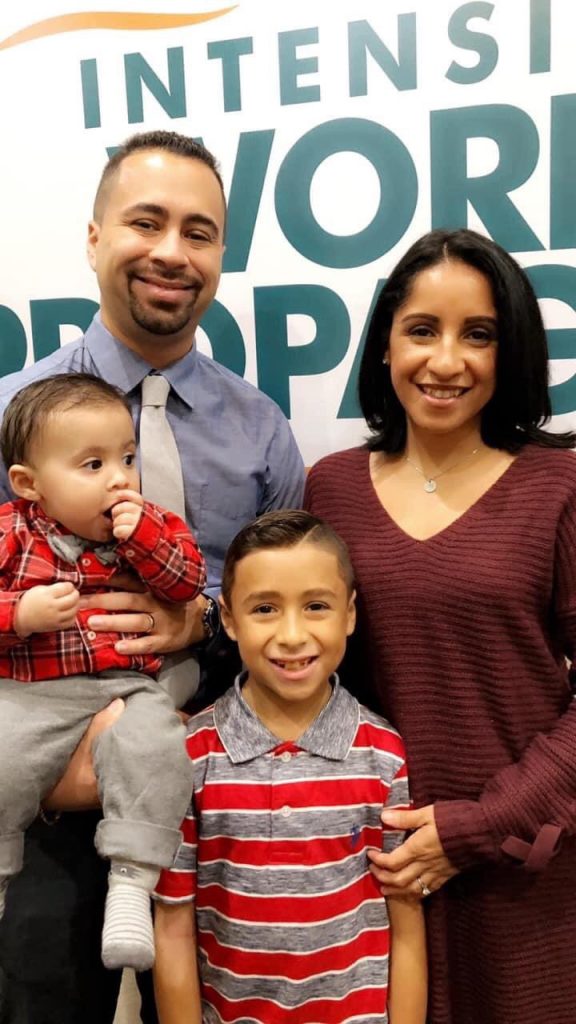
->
[0,0,574,464]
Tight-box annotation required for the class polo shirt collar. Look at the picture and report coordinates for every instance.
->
[83,314,198,409]
[214,674,359,764]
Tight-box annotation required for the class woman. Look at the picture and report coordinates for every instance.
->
[305,229,576,1024]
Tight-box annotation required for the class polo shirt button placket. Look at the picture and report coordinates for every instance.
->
[271,748,293,840]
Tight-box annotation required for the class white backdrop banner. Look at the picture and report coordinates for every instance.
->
[0,0,574,464]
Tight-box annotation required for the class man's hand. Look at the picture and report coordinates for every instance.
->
[78,591,209,655]
[111,488,144,541]
[14,582,80,638]
[43,699,125,812]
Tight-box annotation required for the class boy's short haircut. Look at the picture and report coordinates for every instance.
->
[221,509,355,604]
[0,373,132,468]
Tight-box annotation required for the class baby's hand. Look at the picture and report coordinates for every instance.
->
[110,489,144,541]
[15,582,80,638]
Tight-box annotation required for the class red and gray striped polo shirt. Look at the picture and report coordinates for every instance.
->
[155,676,410,1023]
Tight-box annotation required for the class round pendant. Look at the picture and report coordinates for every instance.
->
[424,479,437,493]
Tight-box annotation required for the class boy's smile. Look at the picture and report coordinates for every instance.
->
[220,542,356,737]
[269,655,318,678]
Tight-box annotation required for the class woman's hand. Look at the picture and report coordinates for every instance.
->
[367,805,459,899]
[43,699,125,812]
[78,588,209,655]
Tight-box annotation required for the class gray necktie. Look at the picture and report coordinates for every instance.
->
[139,373,199,706]
[140,374,186,519]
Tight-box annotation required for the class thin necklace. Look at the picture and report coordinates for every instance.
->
[405,447,481,493]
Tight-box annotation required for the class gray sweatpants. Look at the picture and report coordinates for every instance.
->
[0,672,193,879]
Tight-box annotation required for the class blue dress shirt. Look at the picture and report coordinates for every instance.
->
[0,315,305,595]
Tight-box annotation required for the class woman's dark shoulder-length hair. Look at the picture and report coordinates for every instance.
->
[358,228,576,453]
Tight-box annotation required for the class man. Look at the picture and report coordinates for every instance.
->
[0,130,305,1024]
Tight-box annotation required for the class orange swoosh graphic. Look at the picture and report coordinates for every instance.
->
[0,7,237,51]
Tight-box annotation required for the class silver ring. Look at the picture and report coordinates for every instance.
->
[142,612,155,634]
[417,876,432,897]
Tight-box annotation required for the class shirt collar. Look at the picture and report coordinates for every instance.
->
[83,314,199,409]
[26,502,119,565]
[214,674,359,764]
[28,501,74,540]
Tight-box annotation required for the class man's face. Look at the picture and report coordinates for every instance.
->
[87,149,225,365]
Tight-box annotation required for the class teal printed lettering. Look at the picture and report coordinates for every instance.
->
[254,285,350,417]
[530,0,551,74]
[275,118,417,268]
[431,104,544,251]
[446,2,498,85]
[80,59,101,129]
[550,94,576,250]
[30,299,99,362]
[348,16,417,95]
[207,37,254,113]
[278,28,321,106]
[124,47,186,124]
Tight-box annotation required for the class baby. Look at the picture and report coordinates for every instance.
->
[0,372,206,971]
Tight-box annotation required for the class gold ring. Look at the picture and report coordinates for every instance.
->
[142,613,155,634]
[417,876,432,897]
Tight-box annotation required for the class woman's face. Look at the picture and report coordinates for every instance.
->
[387,259,498,439]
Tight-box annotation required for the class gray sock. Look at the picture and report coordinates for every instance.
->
[0,878,9,921]
[101,860,160,971]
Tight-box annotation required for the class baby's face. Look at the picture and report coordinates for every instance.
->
[26,403,139,541]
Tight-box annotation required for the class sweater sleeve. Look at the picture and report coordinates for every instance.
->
[435,491,576,874]
[116,502,206,604]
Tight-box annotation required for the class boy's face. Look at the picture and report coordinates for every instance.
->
[221,542,356,716]
[16,403,139,541]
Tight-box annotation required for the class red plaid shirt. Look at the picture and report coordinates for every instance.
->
[0,499,206,682]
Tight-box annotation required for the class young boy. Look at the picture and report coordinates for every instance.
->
[153,510,427,1023]
[0,373,206,972]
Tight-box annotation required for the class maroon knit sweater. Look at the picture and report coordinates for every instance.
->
[305,443,576,1024]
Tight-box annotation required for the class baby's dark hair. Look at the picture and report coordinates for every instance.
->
[221,509,354,605]
[0,373,132,467]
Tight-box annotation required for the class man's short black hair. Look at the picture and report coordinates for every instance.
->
[92,130,226,222]
[1,373,131,467]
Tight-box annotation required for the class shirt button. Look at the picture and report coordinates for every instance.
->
[280,751,292,763]
[86,631,97,640]
[81,557,92,566]
[280,805,292,818]
[125,549,135,558]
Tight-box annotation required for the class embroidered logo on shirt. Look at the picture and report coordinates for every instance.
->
[351,824,361,849]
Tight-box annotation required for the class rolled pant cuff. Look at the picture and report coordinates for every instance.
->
[0,832,25,875]
[95,818,182,869]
